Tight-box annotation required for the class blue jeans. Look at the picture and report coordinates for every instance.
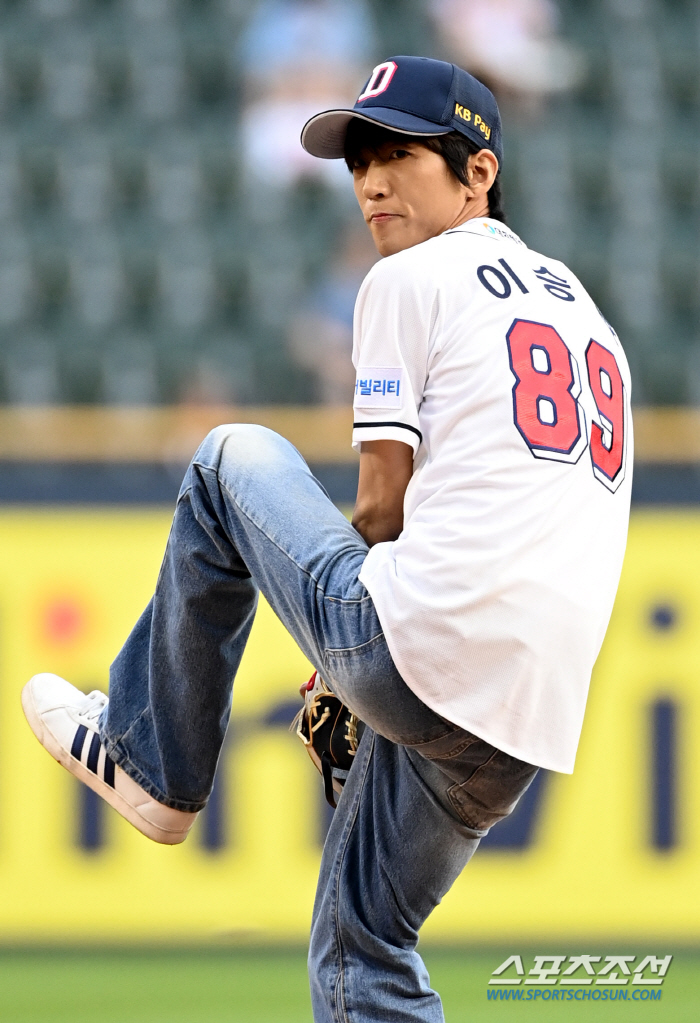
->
[102,424,538,1023]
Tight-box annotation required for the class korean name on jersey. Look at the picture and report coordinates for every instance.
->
[352,218,632,774]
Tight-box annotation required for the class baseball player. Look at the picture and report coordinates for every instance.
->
[22,56,631,1022]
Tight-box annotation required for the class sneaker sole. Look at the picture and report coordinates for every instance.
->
[21,682,191,846]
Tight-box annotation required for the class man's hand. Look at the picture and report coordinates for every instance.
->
[352,439,414,547]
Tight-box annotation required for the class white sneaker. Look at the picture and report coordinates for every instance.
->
[21,673,198,845]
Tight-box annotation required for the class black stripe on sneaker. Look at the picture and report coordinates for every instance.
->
[71,724,88,761]
[103,753,115,788]
[87,732,101,774]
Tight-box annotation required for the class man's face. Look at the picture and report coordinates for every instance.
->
[351,140,470,257]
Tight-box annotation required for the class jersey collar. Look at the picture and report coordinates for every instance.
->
[445,218,525,246]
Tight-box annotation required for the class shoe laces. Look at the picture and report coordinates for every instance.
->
[78,690,109,726]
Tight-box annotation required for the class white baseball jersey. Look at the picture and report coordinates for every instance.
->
[352,218,632,773]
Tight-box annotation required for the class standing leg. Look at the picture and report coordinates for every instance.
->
[309,730,481,1023]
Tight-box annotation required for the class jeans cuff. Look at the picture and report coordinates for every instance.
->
[99,729,208,814]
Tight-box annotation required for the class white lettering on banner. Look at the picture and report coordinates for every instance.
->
[353,366,404,409]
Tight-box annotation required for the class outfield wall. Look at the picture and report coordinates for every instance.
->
[0,507,699,943]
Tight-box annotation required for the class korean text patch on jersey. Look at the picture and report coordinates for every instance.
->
[354,367,405,409]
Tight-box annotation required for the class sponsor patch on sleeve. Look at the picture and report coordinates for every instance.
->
[353,367,405,409]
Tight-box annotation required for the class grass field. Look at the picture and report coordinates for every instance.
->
[0,947,696,1022]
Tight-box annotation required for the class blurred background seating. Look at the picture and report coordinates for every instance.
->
[429,0,585,109]
[0,0,697,408]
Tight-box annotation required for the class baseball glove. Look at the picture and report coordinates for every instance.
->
[291,671,362,808]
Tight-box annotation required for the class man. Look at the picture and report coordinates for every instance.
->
[22,56,632,1022]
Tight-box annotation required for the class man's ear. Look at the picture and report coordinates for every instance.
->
[466,149,499,193]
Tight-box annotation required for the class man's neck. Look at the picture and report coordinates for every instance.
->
[450,196,492,230]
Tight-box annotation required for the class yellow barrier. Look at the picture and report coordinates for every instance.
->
[0,508,698,942]
[0,405,696,463]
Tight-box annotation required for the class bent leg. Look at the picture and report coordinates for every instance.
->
[102,424,372,809]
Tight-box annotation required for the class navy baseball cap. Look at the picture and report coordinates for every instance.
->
[301,55,503,165]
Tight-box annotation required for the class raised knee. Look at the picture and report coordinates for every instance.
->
[201,423,290,470]
[207,422,270,446]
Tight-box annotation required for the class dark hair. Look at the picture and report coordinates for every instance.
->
[344,119,506,224]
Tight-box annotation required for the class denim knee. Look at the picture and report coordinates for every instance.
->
[195,423,296,475]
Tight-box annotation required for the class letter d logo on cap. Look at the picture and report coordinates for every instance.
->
[357,61,398,102]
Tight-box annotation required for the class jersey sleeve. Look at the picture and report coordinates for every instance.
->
[351,254,437,455]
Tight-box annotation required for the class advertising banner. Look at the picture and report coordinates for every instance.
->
[0,509,698,941]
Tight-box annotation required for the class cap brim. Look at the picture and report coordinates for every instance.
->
[301,107,452,159]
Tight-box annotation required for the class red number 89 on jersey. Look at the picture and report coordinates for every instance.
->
[506,318,627,493]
